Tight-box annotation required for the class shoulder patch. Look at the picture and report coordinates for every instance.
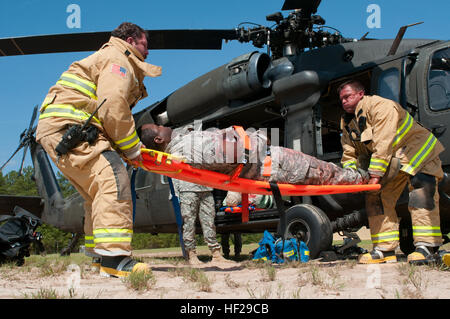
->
[111,64,127,78]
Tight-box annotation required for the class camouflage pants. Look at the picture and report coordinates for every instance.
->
[268,146,368,185]
[179,191,221,251]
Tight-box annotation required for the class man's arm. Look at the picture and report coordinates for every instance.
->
[366,99,400,179]
[95,61,143,161]
[340,118,359,170]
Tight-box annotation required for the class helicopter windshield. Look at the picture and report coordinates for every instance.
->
[428,47,450,111]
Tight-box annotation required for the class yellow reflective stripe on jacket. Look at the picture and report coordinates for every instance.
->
[392,113,413,147]
[371,231,399,243]
[57,73,98,100]
[39,104,102,126]
[343,160,357,170]
[412,226,442,237]
[93,228,133,244]
[85,235,95,248]
[114,131,140,151]
[402,133,437,175]
[369,158,389,173]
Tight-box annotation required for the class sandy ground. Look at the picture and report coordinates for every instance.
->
[0,228,449,300]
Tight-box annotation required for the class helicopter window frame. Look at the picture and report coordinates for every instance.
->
[427,47,450,112]
[377,67,400,103]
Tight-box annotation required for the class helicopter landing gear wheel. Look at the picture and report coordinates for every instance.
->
[278,204,333,259]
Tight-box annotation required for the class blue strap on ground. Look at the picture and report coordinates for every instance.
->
[168,177,186,259]
[131,168,137,224]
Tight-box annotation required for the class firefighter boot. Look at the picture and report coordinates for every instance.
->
[84,250,102,272]
[211,248,236,264]
[91,257,101,272]
[100,256,150,278]
[407,245,439,265]
[442,252,450,267]
[358,248,397,264]
[187,249,203,266]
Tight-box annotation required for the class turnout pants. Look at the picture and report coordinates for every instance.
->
[39,131,133,257]
[366,171,442,251]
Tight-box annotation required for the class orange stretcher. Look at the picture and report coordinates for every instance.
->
[137,149,380,224]
[137,149,380,196]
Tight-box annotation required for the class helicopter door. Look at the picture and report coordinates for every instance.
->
[416,43,450,166]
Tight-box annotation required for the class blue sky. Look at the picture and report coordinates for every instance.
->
[0,0,449,173]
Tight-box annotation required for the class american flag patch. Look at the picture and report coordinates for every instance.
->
[111,64,127,78]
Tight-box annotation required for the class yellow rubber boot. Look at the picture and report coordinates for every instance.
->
[100,256,150,278]
[443,253,450,267]
[91,257,101,272]
[407,245,437,265]
[358,249,397,264]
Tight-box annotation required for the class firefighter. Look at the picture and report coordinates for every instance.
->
[36,22,162,277]
[338,80,445,264]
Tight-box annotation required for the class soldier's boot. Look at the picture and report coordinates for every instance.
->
[211,248,236,264]
[358,248,397,264]
[407,245,439,265]
[187,249,203,266]
[100,256,150,278]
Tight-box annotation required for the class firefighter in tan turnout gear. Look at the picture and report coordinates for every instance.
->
[36,22,162,277]
[338,80,445,264]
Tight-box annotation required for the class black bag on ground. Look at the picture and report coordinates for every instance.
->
[0,206,43,266]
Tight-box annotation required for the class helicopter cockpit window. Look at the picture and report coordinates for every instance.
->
[428,48,450,111]
[377,68,400,103]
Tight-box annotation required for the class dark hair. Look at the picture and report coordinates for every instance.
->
[337,80,365,94]
[139,126,161,151]
[111,22,147,42]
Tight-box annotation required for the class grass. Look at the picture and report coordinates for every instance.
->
[22,288,62,299]
[169,267,212,292]
[122,269,156,293]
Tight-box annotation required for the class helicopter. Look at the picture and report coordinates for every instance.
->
[0,0,449,259]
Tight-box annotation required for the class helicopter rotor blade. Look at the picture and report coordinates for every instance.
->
[0,29,239,57]
[18,144,29,176]
[0,144,23,173]
[28,105,39,132]
[1,105,39,174]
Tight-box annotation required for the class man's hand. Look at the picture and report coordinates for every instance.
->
[129,144,146,167]
[130,153,143,163]
[368,175,381,184]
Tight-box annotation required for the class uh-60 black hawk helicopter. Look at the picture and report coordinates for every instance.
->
[0,0,449,260]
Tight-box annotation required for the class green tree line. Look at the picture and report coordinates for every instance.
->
[0,166,261,254]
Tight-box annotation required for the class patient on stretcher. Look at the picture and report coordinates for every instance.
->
[139,123,369,185]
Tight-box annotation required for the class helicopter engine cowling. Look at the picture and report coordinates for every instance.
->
[163,51,271,125]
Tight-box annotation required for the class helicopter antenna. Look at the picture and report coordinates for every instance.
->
[388,22,423,56]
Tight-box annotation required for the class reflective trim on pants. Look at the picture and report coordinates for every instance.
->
[93,228,133,244]
[412,226,442,237]
[371,231,400,244]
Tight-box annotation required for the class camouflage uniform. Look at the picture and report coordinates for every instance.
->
[174,187,221,251]
[171,123,221,252]
[166,125,367,185]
